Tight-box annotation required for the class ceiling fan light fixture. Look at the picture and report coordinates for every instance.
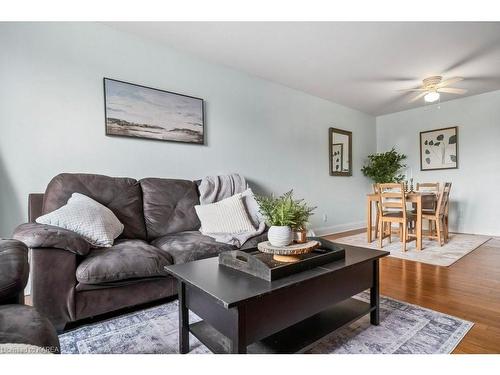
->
[424,91,440,103]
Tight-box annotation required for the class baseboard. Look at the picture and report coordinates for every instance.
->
[312,221,365,237]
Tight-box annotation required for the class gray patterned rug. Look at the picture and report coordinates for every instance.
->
[59,292,473,354]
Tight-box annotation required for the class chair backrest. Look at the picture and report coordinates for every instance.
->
[416,182,440,211]
[436,182,452,217]
[377,183,406,218]
[416,182,440,192]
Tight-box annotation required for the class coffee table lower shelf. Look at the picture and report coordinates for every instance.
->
[189,297,374,354]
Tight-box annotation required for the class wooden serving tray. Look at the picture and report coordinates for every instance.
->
[257,240,320,263]
[219,237,345,281]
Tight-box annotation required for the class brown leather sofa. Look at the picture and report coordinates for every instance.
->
[13,173,266,332]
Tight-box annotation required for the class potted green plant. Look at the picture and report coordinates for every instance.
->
[256,191,316,246]
[361,147,407,183]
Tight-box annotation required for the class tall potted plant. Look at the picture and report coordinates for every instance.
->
[256,191,316,246]
[361,147,407,183]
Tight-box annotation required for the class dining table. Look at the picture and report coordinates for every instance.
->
[366,191,437,250]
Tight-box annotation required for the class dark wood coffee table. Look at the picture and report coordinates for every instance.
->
[165,244,388,354]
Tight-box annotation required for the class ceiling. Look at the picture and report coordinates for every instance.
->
[105,22,500,116]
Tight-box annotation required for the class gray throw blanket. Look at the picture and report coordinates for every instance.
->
[198,174,266,248]
[198,173,248,204]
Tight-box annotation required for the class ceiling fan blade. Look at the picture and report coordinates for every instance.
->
[397,88,427,92]
[437,87,468,94]
[408,91,428,103]
[437,77,464,88]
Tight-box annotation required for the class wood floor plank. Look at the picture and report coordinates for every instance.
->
[325,230,500,354]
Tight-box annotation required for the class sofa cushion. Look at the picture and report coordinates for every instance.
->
[42,173,147,240]
[151,231,234,264]
[140,178,201,240]
[76,239,172,285]
[239,231,268,250]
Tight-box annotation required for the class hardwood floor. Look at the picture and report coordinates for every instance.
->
[25,229,498,353]
[325,229,500,354]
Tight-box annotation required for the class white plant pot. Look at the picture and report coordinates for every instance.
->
[268,226,293,247]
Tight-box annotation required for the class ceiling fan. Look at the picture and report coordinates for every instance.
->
[401,76,468,103]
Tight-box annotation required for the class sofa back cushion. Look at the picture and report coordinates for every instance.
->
[42,173,147,240]
[140,178,201,240]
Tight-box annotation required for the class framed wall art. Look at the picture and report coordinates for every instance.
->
[420,126,458,171]
[104,78,204,144]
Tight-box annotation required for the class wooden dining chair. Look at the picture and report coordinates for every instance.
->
[410,182,452,246]
[372,184,380,239]
[414,182,440,235]
[377,183,415,251]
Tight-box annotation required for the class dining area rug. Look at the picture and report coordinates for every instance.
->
[334,233,490,266]
[59,291,473,354]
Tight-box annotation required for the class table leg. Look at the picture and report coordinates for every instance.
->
[178,282,190,354]
[367,198,373,243]
[416,196,422,250]
[229,306,247,354]
[370,259,380,325]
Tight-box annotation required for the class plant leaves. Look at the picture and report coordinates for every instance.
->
[450,155,457,162]
[449,135,457,144]
[360,147,407,183]
[429,140,434,145]
[425,149,430,154]
[437,134,444,141]
[424,140,428,145]
[425,157,431,164]
[434,142,440,146]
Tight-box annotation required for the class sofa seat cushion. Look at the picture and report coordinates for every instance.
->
[151,231,235,264]
[76,239,172,285]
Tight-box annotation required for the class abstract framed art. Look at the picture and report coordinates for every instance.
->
[103,78,204,144]
[420,126,458,171]
[331,143,343,173]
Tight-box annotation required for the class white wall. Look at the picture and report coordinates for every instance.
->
[0,22,376,237]
[376,90,500,236]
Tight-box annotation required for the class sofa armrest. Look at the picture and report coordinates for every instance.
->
[31,247,77,331]
[13,223,91,256]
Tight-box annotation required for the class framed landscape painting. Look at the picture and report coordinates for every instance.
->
[103,78,204,144]
[420,126,458,171]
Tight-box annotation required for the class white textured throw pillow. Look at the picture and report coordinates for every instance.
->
[241,188,264,228]
[195,193,256,234]
[36,193,124,247]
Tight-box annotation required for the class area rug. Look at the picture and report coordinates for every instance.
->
[59,291,473,354]
[334,233,490,267]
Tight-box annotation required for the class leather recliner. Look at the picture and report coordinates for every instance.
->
[0,239,60,353]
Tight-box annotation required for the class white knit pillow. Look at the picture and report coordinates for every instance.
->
[36,193,124,247]
[195,193,256,234]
